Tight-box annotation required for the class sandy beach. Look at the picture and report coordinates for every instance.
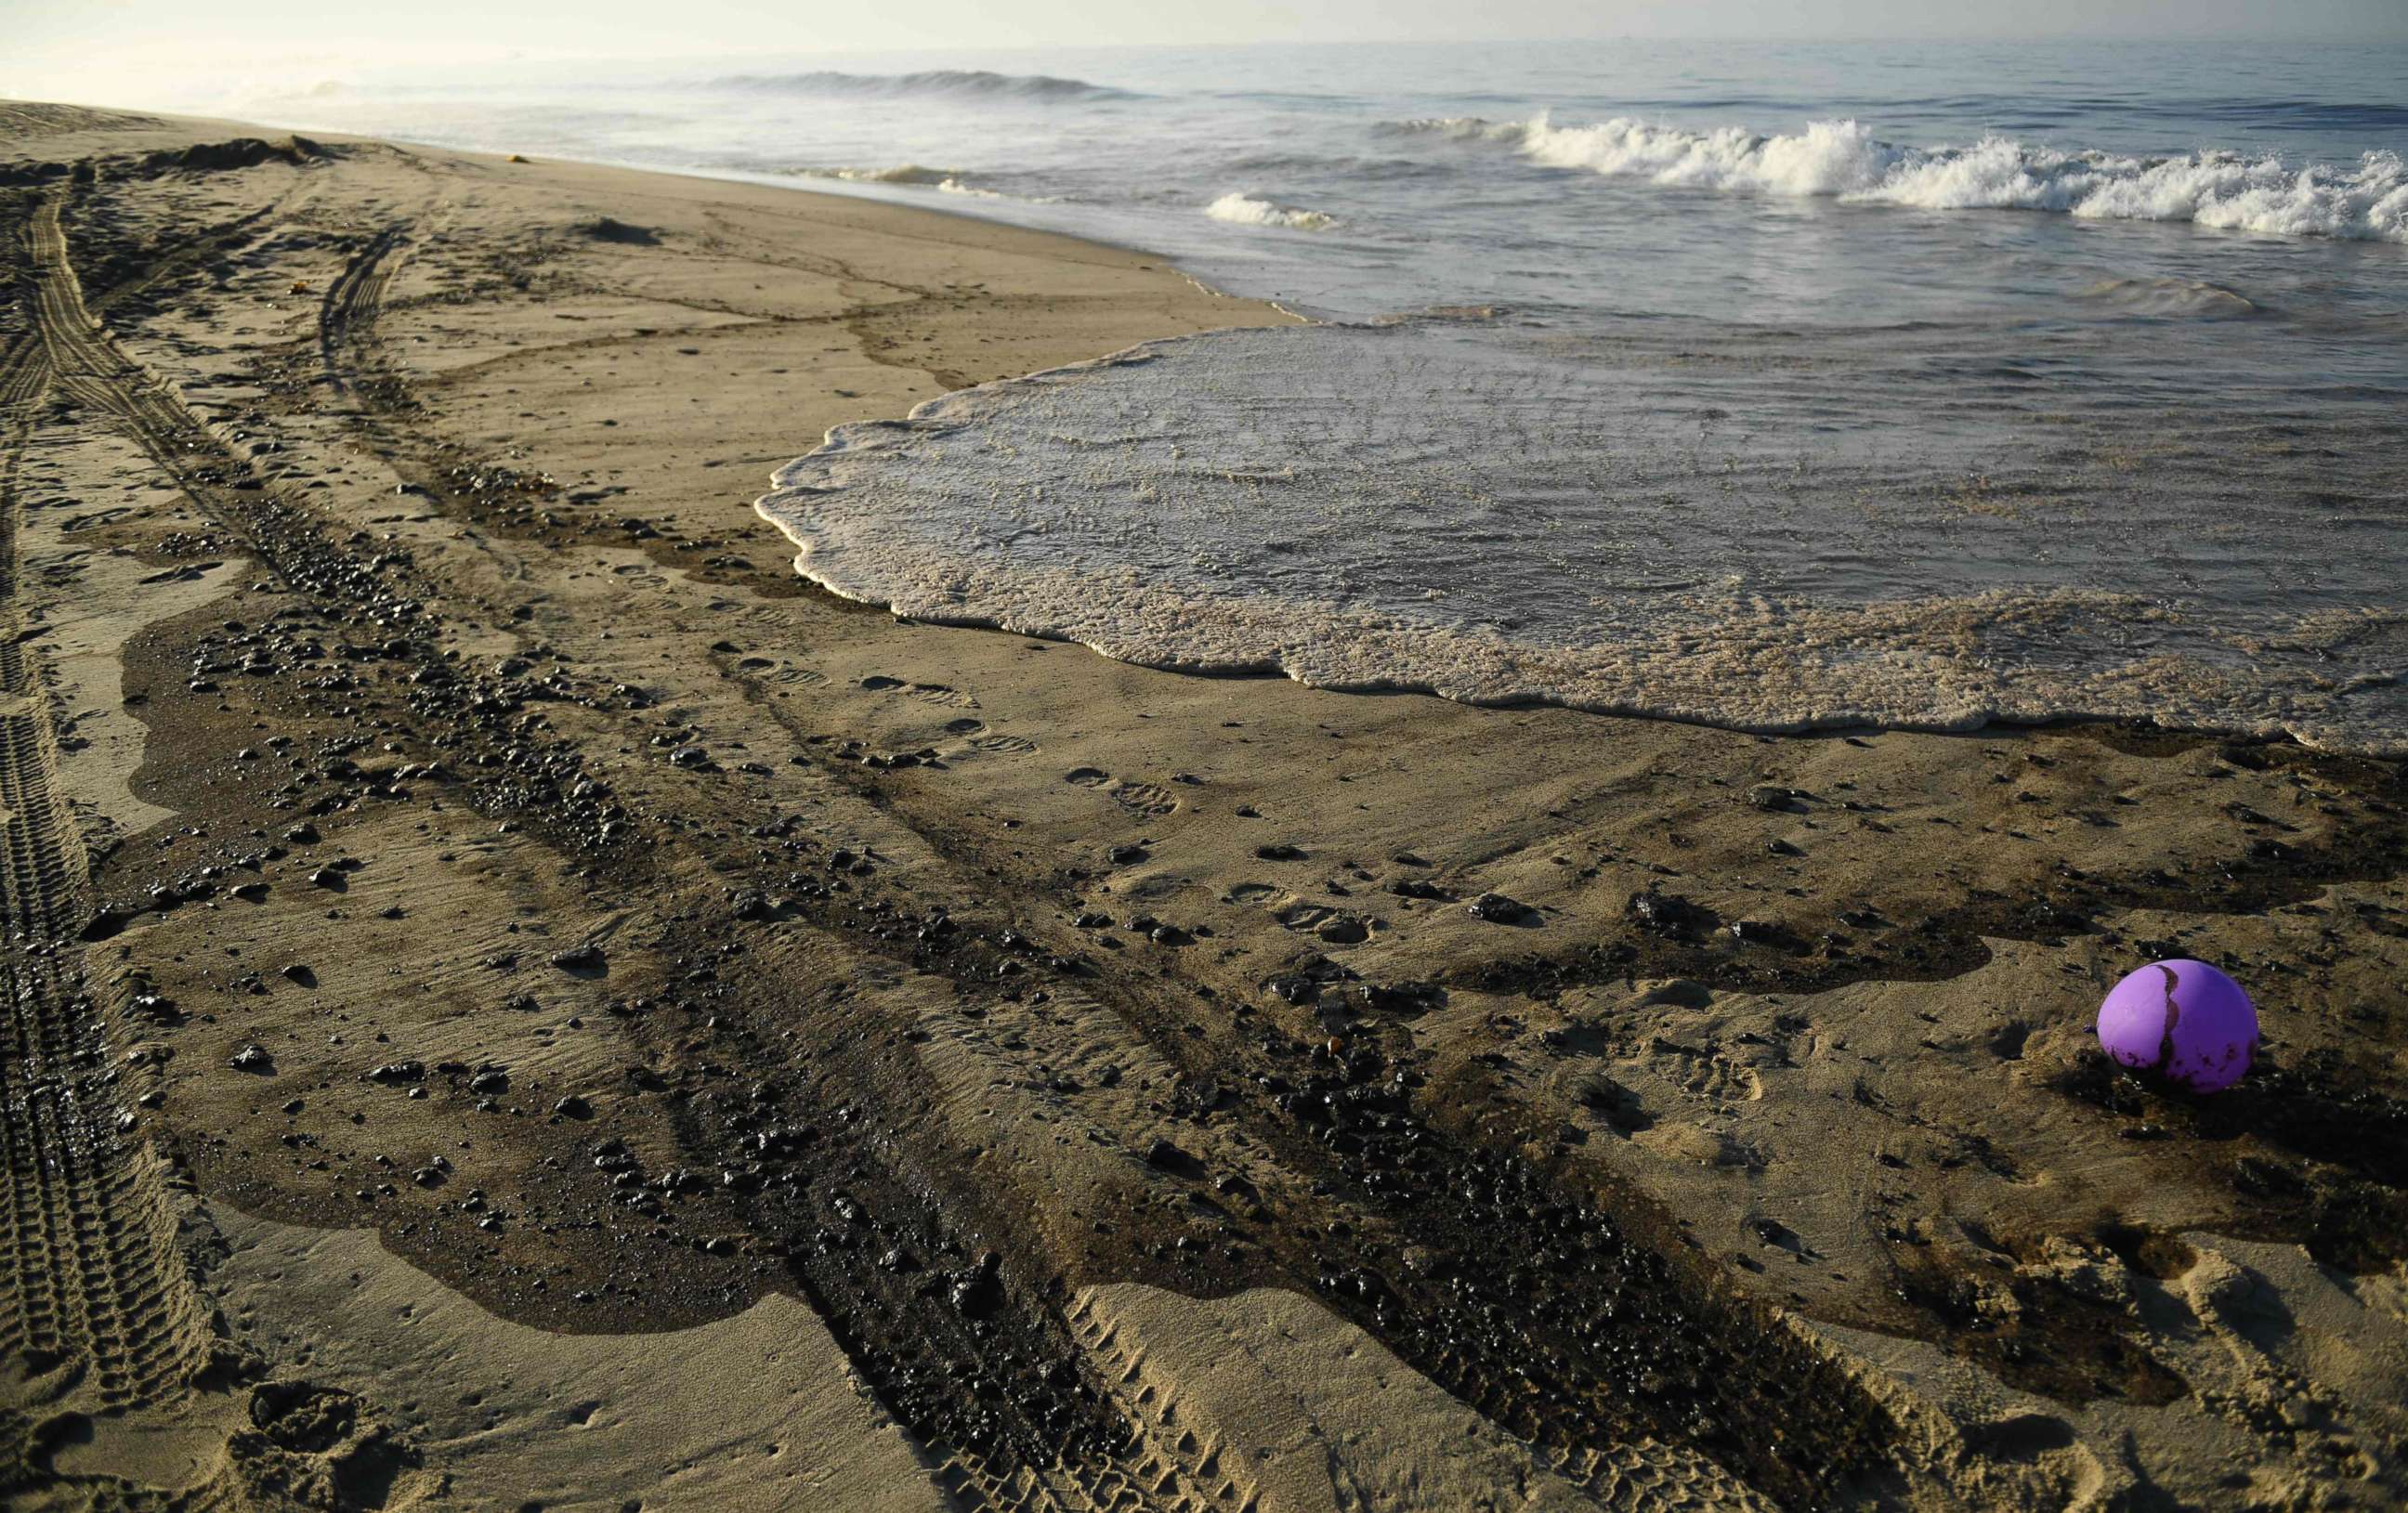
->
[2,102,2403,1510]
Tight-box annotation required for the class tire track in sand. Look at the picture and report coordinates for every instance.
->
[0,194,216,1494]
[318,223,408,396]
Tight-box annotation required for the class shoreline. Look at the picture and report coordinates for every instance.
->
[6,102,2403,1510]
[757,533,2391,758]
[766,554,2382,757]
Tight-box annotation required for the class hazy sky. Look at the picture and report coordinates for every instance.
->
[7,0,2406,105]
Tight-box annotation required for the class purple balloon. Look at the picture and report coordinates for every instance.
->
[2096,959,2258,1093]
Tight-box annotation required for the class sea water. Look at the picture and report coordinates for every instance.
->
[225,41,2408,749]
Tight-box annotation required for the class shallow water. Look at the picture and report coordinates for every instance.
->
[228,40,2408,748]
[759,318,2406,749]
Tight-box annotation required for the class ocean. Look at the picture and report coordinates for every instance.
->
[229,40,2407,750]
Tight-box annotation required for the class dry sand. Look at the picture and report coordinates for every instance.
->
[2,102,2402,1510]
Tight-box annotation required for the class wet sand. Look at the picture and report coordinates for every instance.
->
[2,101,2403,1510]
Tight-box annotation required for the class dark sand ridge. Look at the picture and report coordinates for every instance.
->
[1,102,2401,1509]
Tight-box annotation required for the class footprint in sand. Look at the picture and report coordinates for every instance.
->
[730,657,826,687]
[936,716,1028,756]
[860,674,979,709]
[1060,767,1177,814]
[1108,780,1178,816]
[729,654,826,687]
[1661,1042,1767,1103]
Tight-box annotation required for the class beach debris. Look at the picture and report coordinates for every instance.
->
[578,215,658,244]
[1144,1138,1202,1175]
[1467,892,1528,923]
[949,1251,1004,1318]
[81,905,141,941]
[1726,918,1803,951]
[1625,887,1713,941]
[2096,959,2258,1092]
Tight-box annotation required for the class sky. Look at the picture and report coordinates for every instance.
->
[6,0,2406,107]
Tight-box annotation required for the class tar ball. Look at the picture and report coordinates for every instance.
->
[2096,959,2258,1093]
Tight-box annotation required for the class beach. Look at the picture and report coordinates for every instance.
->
[3,102,2403,1510]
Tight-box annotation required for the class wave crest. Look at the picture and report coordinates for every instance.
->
[1378,116,1525,142]
[1392,113,2408,242]
[800,163,956,185]
[2076,276,2261,319]
[1205,191,1338,230]
[707,69,1125,103]
[782,163,1004,197]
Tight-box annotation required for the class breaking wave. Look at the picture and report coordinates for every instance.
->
[1205,191,1339,230]
[785,163,1002,197]
[707,69,1127,103]
[1388,114,2408,242]
[792,163,956,185]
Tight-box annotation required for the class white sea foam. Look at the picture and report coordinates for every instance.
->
[1204,191,1338,230]
[1391,114,2408,242]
